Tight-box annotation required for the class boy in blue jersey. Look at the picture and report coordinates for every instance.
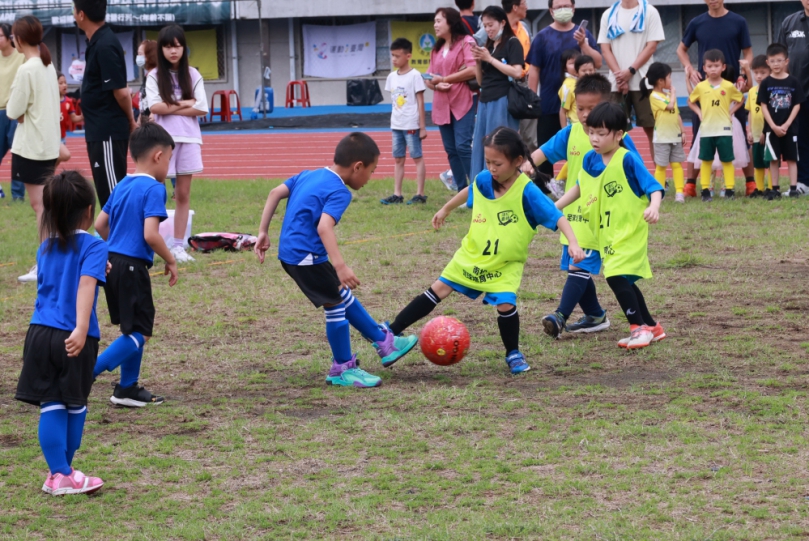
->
[525,73,639,338]
[92,122,179,407]
[255,132,418,388]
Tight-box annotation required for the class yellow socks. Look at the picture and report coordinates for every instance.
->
[754,168,766,192]
[721,162,735,190]
[671,162,684,194]
[699,161,713,190]
[654,166,667,187]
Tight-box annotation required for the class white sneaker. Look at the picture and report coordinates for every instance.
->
[675,193,685,203]
[18,264,38,283]
[625,325,655,350]
[549,179,566,200]
[795,183,809,195]
[170,245,195,263]
[439,169,455,191]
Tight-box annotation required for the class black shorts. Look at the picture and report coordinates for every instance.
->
[86,137,128,208]
[105,252,155,336]
[764,132,799,162]
[10,153,57,185]
[281,261,343,308]
[16,325,99,406]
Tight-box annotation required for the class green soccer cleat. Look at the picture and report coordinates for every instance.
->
[326,355,381,388]
[374,326,418,368]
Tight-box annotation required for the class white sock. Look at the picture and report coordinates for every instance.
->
[173,238,184,249]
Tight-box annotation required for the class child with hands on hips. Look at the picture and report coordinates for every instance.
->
[386,127,585,375]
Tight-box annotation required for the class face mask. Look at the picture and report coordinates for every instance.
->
[493,26,504,41]
[136,55,146,67]
[552,7,574,23]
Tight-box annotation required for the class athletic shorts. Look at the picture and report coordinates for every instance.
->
[764,132,799,162]
[653,142,686,167]
[169,142,204,176]
[87,137,128,208]
[437,276,516,306]
[392,129,423,159]
[10,153,56,185]
[752,142,770,169]
[15,324,99,407]
[281,261,344,308]
[560,245,601,275]
[105,252,156,336]
[613,91,655,129]
[699,135,734,163]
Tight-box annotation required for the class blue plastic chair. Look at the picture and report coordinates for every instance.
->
[252,87,274,118]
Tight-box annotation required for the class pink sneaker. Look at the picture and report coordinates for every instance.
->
[51,469,104,496]
[42,473,56,494]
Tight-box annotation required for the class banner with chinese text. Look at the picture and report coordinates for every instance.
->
[302,22,376,79]
[0,1,231,27]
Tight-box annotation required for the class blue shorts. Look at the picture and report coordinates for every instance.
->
[392,129,423,159]
[560,246,601,275]
[438,277,516,306]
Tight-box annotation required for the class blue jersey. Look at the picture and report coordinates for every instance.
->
[467,170,563,231]
[103,174,168,267]
[31,232,108,340]
[279,168,353,266]
[540,125,640,163]
[581,150,664,199]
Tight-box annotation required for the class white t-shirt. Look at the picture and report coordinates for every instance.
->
[598,3,665,92]
[385,68,426,131]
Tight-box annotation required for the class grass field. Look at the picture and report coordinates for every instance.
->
[1,177,809,540]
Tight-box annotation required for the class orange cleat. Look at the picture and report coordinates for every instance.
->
[745,181,757,196]
[619,323,666,349]
[683,182,697,198]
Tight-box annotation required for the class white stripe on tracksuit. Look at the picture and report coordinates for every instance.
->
[104,138,118,196]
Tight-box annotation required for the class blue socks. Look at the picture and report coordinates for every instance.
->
[66,405,87,466]
[340,288,385,342]
[93,333,145,385]
[38,402,72,476]
[325,303,353,364]
[557,272,605,319]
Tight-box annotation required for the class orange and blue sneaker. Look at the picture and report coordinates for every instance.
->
[326,355,381,388]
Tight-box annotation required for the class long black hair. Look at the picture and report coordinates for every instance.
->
[639,62,672,99]
[40,171,96,253]
[435,7,468,51]
[157,24,193,106]
[482,127,550,193]
[481,6,515,50]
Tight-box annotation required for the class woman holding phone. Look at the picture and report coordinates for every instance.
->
[426,7,477,191]
[469,5,524,180]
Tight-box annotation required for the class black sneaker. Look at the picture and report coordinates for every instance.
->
[749,189,764,198]
[701,188,712,202]
[380,195,404,205]
[566,312,611,334]
[789,188,800,198]
[541,311,567,339]
[724,189,735,199]
[110,383,164,407]
[406,194,428,205]
[768,188,782,200]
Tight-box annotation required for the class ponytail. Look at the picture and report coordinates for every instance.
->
[639,76,651,99]
[39,42,52,67]
[641,62,673,101]
[12,15,51,66]
[40,171,97,253]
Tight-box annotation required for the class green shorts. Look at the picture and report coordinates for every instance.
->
[752,142,769,170]
[698,135,734,163]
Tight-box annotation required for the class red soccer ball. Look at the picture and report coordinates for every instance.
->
[419,316,470,366]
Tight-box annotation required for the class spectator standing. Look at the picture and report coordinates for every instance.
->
[598,0,665,156]
[504,0,538,152]
[6,16,60,283]
[676,0,754,195]
[470,6,525,181]
[427,8,477,191]
[777,0,809,194]
[73,0,135,208]
[456,0,480,34]
[135,40,158,123]
[527,0,602,177]
[0,23,25,201]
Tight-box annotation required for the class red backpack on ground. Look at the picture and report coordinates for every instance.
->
[188,232,258,253]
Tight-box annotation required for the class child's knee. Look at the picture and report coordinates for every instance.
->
[497,303,516,313]
[394,157,406,165]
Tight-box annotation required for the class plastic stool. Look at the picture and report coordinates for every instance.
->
[285,80,310,108]
[251,87,274,119]
[209,90,242,122]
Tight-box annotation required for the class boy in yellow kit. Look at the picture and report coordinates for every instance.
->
[688,49,744,202]
[744,55,771,197]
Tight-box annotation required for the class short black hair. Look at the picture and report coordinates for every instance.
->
[455,0,474,10]
[502,0,521,14]
[574,55,594,72]
[575,73,611,98]
[0,23,12,43]
[390,38,412,53]
[73,0,107,23]
[548,0,574,9]
[334,132,380,167]
[703,49,725,64]
[752,54,769,71]
[766,43,788,59]
[129,122,175,162]
[585,102,627,132]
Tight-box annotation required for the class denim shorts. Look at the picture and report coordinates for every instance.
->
[392,129,423,159]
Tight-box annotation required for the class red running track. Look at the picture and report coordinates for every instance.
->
[0,129,782,181]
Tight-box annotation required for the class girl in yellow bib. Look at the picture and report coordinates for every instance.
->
[555,103,666,350]
[386,128,584,374]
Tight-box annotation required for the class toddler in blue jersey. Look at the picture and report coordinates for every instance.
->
[15,171,108,496]
[92,122,179,407]
[254,132,419,388]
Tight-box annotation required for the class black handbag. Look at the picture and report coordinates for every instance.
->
[507,81,542,119]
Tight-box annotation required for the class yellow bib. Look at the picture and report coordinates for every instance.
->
[440,173,536,293]
[560,123,599,251]
[580,148,652,279]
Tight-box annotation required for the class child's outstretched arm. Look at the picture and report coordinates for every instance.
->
[644,191,663,224]
[95,211,110,240]
[318,214,359,290]
[255,184,291,264]
[144,216,178,286]
[555,217,585,263]
[433,187,470,230]
[65,276,98,357]
[554,183,580,210]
